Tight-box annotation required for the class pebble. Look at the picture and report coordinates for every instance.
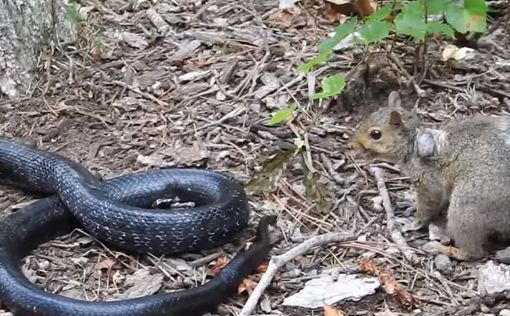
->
[422,241,441,255]
[434,254,453,273]
[500,310,510,316]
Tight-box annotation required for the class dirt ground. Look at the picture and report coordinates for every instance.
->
[1,0,510,315]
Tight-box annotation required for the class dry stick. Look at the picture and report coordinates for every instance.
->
[112,80,171,108]
[388,54,426,98]
[369,166,419,264]
[238,232,355,316]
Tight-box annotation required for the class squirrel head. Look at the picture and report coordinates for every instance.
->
[349,91,419,162]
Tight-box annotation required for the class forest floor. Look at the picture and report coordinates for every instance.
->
[1,0,510,315]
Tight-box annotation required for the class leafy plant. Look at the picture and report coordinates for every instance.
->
[258,0,488,213]
[66,1,82,27]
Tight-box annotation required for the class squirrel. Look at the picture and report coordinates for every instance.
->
[348,91,510,261]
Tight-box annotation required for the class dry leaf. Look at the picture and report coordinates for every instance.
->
[238,277,258,295]
[256,262,269,273]
[324,304,346,316]
[267,8,301,26]
[324,4,349,23]
[114,269,164,300]
[353,0,377,17]
[323,0,377,19]
[207,256,229,276]
[357,258,420,311]
[441,44,476,61]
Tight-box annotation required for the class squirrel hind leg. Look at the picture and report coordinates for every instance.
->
[445,205,488,261]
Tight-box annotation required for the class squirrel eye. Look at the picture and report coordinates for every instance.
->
[369,129,382,140]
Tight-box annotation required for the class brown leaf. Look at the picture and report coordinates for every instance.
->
[267,8,301,26]
[237,277,257,295]
[324,305,346,316]
[207,256,229,276]
[357,258,420,311]
[323,0,377,18]
[323,1,356,17]
[353,0,377,17]
[256,262,269,273]
[324,4,349,23]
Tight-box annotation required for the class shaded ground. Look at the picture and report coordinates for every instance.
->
[1,0,510,315]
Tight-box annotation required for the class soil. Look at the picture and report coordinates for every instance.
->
[1,0,510,315]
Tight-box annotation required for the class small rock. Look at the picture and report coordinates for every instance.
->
[37,259,50,270]
[496,247,510,264]
[371,196,383,212]
[499,309,510,316]
[422,241,441,255]
[434,254,453,273]
[259,294,272,313]
[478,261,510,296]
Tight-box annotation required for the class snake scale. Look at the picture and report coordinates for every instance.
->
[0,137,275,315]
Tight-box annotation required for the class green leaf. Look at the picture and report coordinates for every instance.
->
[445,0,487,33]
[311,74,346,100]
[298,20,356,73]
[367,4,393,22]
[266,103,297,126]
[66,1,81,26]
[426,0,451,14]
[358,20,391,44]
[426,22,455,37]
[394,1,427,41]
[298,51,329,73]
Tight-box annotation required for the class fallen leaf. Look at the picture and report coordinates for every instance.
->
[441,44,476,61]
[324,305,346,316]
[323,0,376,18]
[267,8,301,26]
[357,258,420,311]
[114,269,164,300]
[256,262,269,273]
[353,0,377,17]
[238,277,258,295]
[324,6,349,23]
[207,256,229,276]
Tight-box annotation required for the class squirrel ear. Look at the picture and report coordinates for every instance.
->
[389,111,402,128]
[388,91,402,109]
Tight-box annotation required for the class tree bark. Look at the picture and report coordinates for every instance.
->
[0,0,75,99]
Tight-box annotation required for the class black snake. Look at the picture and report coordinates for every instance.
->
[0,137,275,315]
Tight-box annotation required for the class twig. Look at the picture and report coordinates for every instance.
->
[238,232,355,316]
[179,106,246,136]
[421,79,465,93]
[369,166,419,264]
[388,54,426,98]
[111,80,171,108]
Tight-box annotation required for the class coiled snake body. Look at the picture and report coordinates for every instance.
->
[0,137,274,315]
